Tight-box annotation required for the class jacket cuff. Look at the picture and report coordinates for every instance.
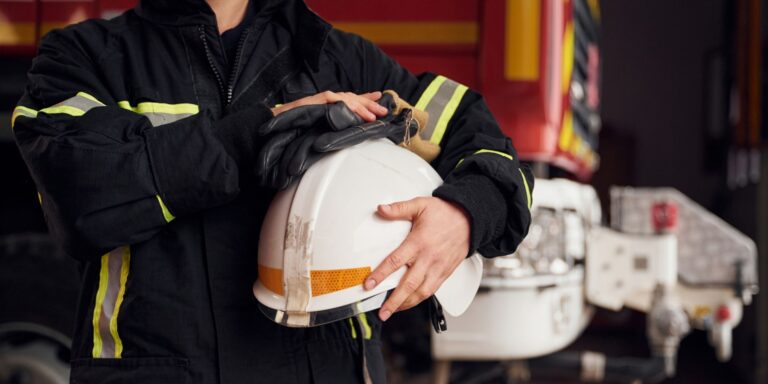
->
[214,104,274,168]
[144,113,240,217]
[432,174,507,256]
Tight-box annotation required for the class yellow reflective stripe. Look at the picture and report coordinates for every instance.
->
[415,76,447,111]
[13,93,105,129]
[76,92,104,105]
[11,106,38,129]
[519,169,532,209]
[475,149,514,161]
[155,195,175,223]
[430,84,468,145]
[37,192,42,206]
[358,313,372,340]
[109,247,130,358]
[91,253,110,358]
[39,105,86,117]
[348,318,358,339]
[456,149,514,168]
[118,101,199,115]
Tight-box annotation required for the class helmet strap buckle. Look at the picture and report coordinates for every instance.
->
[428,296,447,333]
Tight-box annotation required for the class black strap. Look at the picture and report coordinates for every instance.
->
[429,296,447,333]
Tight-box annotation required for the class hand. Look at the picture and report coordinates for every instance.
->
[363,197,471,321]
[256,91,394,189]
[312,107,418,153]
[271,91,388,122]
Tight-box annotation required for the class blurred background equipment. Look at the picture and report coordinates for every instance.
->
[1,0,767,383]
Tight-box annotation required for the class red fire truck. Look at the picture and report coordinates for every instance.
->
[0,0,601,179]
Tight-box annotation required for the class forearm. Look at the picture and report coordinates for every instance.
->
[13,104,248,259]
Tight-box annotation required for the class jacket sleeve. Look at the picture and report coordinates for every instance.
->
[12,31,270,261]
[325,30,533,257]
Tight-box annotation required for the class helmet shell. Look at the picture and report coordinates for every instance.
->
[254,139,482,326]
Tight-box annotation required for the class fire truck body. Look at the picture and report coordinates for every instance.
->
[0,0,600,179]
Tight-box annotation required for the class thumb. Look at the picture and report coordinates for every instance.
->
[377,198,424,220]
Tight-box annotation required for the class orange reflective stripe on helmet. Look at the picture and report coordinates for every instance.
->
[259,265,371,297]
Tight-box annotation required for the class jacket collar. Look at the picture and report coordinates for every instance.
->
[135,0,331,70]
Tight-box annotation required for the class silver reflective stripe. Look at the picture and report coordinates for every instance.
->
[142,112,196,127]
[52,92,105,111]
[92,246,130,358]
[117,101,199,127]
[421,79,460,141]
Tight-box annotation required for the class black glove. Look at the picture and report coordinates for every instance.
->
[312,108,418,153]
[256,101,363,189]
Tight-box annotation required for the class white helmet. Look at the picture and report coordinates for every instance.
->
[253,139,483,328]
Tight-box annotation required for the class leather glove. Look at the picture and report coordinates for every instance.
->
[255,101,363,189]
[312,107,418,152]
[314,91,442,162]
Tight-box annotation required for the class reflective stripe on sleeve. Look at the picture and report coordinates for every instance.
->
[118,100,199,127]
[11,106,38,129]
[414,75,469,145]
[14,93,198,128]
[454,149,531,209]
[519,169,532,209]
[12,92,105,129]
[40,92,105,116]
[155,195,175,223]
[92,246,131,358]
[455,149,514,168]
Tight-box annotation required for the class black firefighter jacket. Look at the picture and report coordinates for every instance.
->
[12,0,534,383]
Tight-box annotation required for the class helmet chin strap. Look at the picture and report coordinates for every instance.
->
[429,296,447,333]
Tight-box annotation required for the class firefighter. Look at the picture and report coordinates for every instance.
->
[11,0,534,382]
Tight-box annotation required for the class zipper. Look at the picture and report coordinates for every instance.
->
[198,25,251,106]
[199,25,226,104]
[225,27,250,105]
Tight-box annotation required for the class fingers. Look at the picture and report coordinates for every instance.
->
[377,257,429,321]
[364,236,420,293]
[326,102,364,130]
[255,130,299,181]
[343,100,377,122]
[376,198,425,221]
[361,91,383,101]
[397,270,442,313]
[287,128,324,176]
[365,198,427,292]
[336,92,388,122]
